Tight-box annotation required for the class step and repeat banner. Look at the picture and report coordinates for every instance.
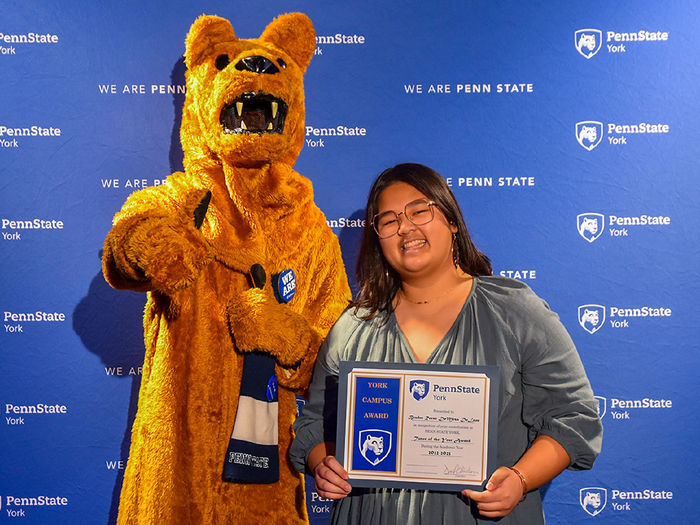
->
[2,0,698,523]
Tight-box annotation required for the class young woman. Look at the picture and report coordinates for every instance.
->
[290,163,602,524]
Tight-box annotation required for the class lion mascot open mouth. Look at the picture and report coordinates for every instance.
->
[103,13,350,525]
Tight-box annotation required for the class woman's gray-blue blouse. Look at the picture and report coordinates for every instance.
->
[290,276,603,524]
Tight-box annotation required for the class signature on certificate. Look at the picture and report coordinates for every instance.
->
[443,464,479,477]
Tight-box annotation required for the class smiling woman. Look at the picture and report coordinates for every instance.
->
[354,164,491,319]
[290,163,603,525]
[375,183,461,302]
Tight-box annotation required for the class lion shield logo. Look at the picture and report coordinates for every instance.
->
[577,213,605,243]
[409,380,430,401]
[580,487,607,516]
[578,304,606,334]
[575,29,603,59]
[576,121,604,151]
[358,429,392,466]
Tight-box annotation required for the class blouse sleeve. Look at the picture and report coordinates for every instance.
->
[517,294,603,470]
[289,312,348,474]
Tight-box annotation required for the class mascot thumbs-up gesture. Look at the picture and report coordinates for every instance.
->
[103,13,350,525]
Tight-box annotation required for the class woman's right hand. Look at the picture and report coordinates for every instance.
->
[313,455,352,500]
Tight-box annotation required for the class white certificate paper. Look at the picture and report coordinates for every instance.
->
[337,361,499,491]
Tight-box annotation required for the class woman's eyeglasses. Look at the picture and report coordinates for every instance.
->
[372,199,436,238]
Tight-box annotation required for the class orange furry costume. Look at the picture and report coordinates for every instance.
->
[102,13,350,524]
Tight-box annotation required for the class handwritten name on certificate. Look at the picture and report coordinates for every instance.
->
[337,362,499,491]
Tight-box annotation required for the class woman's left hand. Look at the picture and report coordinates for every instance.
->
[462,466,524,518]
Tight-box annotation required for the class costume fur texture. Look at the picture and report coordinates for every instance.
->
[102,13,350,524]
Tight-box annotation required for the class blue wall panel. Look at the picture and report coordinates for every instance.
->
[2,0,698,522]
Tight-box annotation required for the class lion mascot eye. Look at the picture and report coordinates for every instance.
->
[215,54,230,70]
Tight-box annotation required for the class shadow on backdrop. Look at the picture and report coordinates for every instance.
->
[73,251,145,525]
[169,56,186,174]
[336,209,365,297]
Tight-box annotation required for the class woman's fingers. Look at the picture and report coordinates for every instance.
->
[462,467,523,517]
[314,456,352,500]
[323,455,349,479]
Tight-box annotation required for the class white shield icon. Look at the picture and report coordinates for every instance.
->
[577,213,605,243]
[358,429,392,466]
[578,305,606,334]
[576,121,604,151]
[295,397,306,417]
[580,487,607,516]
[409,379,430,401]
[594,396,607,419]
[574,29,602,59]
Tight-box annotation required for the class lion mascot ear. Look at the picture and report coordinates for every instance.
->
[185,15,236,69]
[259,13,315,73]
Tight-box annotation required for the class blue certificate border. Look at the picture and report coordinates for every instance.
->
[337,360,500,492]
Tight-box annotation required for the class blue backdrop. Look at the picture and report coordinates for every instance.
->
[2,0,698,523]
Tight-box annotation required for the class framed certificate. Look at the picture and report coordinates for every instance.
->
[336,361,499,491]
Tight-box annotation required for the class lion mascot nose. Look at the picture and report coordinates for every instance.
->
[235,55,280,74]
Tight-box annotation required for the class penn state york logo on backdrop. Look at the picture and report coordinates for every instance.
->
[576,121,603,150]
[409,380,430,401]
[594,395,607,419]
[574,29,602,59]
[358,429,392,466]
[578,305,606,334]
[577,213,605,243]
[580,487,607,516]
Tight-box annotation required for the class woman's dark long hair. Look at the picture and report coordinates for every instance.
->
[352,163,492,319]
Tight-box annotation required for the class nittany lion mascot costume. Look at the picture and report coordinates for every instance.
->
[102,13,350,524]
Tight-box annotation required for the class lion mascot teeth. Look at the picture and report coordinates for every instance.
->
[102,13,350,524]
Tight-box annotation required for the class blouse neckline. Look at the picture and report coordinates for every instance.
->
[389,276,479,363]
